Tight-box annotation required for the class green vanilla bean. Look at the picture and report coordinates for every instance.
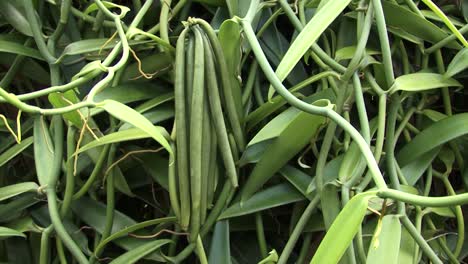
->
[188,25,205,241]
[174,27,192,230]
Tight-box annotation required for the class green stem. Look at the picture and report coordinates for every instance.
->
[371,0,395,86]
[241,20,387,190]
[277,195,320,264]
[255,213,268,259]
[401,216,442,264]
[441,177,464,258]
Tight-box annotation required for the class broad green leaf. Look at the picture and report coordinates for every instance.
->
[421,10,465,27]
[422,109,448,121]
[272,0,351,92]
[0,137,33,167]
[95,217,176,255]
[311,192,375,264]
[0,1,32,36]
[109,239,172,264]
[445,48,468,78]
[279,165,314,200]
[5,236,31,263]
[134,93,174,114]
[138,154,169,190]
[208,220,231,264]
[0,226,25,239]
[398,224,416,263]
[389,73,461,93]
[83,1,130,17]
[397,113,468,166]
[0,182,38,202]
[57,39,153,61]
[71,197,165,261]
[401,147,440,185]
[120,53,173,81]
[48,90,83,127]
[6,217,41,233]
[92,83,170,115]
[339,142,366,182]
[366,215,401,264]
[261,12,308,92]
[335,46,380,61]
[246,86,335,132]
[0,193,39,223]
[425,207,456,218]
[71,197,136,234]
[320,184,342,230]
[33,117,54,186]
[99,100,172,154]
[75,128,153,154]
[381,1,461,49]
[0,40,44,60]
[119,105,174,131]
[78,133,134,197]
[0,55,49,84]
[240,100,329,202]
[219,183,304,219]
[258,250,278,264]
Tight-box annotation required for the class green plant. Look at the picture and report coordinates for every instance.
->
[1,0,468,263]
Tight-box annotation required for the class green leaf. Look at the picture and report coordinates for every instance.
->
[421,10,466,27]
[71,197,166,261]
[0,137,33,167]
[92,83,170,115]
[258,250,279,264]
[381,1,461,49]
[246,88,334,133]
[445,48,468,78]
[119,105,174,131]
[397,113,468,166]
[0,1,32,36]
[335,46,380,61]
[0,40,44,60]
[120,53,173,82]
[95,217,176,255]
[109,239,172,264]
[272,0,351,92]
[0,182,38,202]
[137,154,169,190]
[422,109,448,122]
[401,147,440,185]
[57,39,153,61]
[279,165,315,200]
[99,100,172,154]
[48,90,83,127]
[76,128,154,155]
[366,215,401,264]
[219,183,304,219]
[71,197,136,234]
[311,192,375,264]
[240,100,328,202]
[208,220,231,264]
[425,207,456,218]
[6,217,41,234]
[339,142,366,182]
[33,117,54,186]
[389,73,461,93]
[0,226,25,239]
[134,93,174,114]
[398,224,416,263]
